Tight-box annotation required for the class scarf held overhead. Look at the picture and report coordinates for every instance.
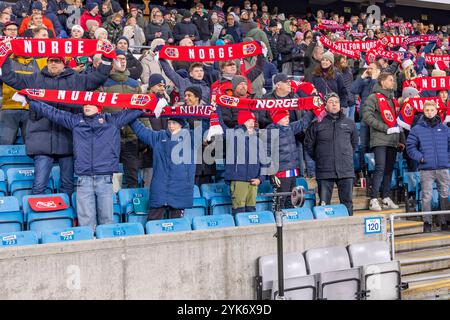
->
[397,97,448,130]
[407,76,450,91]
[158,41,262,61]
[0,39,116,67]
[319,36,360,59]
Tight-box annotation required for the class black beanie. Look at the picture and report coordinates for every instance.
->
[184,86,202,101]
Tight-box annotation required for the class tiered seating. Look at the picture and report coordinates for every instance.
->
[146,218,191,234]
[184,185,208,223]
[118,188,148,226]
[0,196,24,233]
[7,168,53,203]
[256,241,400,300]
[23,193,75,238]
[0,145,33,171]
[0,170,6,196]
[200,182,231,215]
[41,226,94,244]
[95,222,144,239]
[0,230,38,247]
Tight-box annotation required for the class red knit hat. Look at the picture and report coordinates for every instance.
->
[237,110,256,125]
[296,82,316,95]
[270,110,289,124]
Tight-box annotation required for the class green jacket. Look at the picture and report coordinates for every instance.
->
[246,27,273,61]
[362,84,404,148]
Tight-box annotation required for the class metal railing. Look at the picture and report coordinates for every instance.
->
[389,210,450,284]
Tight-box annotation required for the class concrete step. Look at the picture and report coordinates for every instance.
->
[389,220,424,236]
[395,232,450,253]
[354,208,405,217]
[402,269,450,300]
[397,246,450,275]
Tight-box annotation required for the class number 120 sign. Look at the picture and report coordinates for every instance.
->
[365,217,382,235]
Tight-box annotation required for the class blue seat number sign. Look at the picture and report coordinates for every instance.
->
[365,217,382,234]
[2,234,17,246]
[248,214,260,224]
[162,222,174,231]
[113,229,126,236]
[60,230,74,241]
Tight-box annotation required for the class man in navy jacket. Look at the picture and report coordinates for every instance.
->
[406,101,450,232]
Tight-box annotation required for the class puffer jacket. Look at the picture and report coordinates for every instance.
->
[0,57,111,156]
[406,116,450,171]
[311,69,349,108]
[173,20,200,42]
[131,120,196,209]
[103,20,124,44]
[224,125,265,182]
[276,22,295,64]
[362,83,404,148]
[304,111,358,179]
[29,100,143,176]
[144,21,173,43]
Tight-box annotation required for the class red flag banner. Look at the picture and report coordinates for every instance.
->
[0,38,116,67]
[158,41,262,61]
[424,54,450,65]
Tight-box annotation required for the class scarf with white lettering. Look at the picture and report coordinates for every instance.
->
[319,36,361,59]
[424,54,450,70]
[0,39,116,67]
[397,97,447,130]
[401,34,440,48]
[216,94,325,117]
[314,22,351,31]
[17,89,224,140]
[376,93,399,128]
[378,36,406,47]
[406,76,450,91]
[383,22,413,31]
[366,47,405,64]
[158,41,262,61]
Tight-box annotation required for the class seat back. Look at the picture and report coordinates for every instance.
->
[282,207,314,222]
[41,226,94,244]
[184,197,207,223]
[272,275,317,300]
[193,185,201,198]
[348,241,391,267]
[146,218,191,234]
[235,211,275,226]
[364,153,375,172]
[0,145,34,168]
[258,181,273,194]
[258,252,309,299]
[7,167,52,201]
[0,169,6,196]
[95,222,144,239]
[118,188,148,215]
[200,183,230,200]
[51,166,60,192]
[305,246,351,274]
[0,196,23,232]
[312,204,349,219]
[0,230,38,247]
[320,268,361,300]
[192,214,235,230]
[210,196,232,215]
[295,178,309,191]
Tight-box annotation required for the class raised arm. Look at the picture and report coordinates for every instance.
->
[131,119,161,148]
[111,109,145,128]
[1,57,34,90]
[28,100,78,130]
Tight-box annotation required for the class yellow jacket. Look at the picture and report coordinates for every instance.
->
[1,57,47,110]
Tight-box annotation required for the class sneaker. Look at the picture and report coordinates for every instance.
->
[369,198,382,211]
[423,222,432,233]
[382,197,399,209]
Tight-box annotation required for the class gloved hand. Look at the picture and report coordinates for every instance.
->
[387,127,400,134]
[154,44,164,53]
[154,97,168,118]
[12,93,28,107]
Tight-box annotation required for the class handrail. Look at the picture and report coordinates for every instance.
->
[404,273,450,284]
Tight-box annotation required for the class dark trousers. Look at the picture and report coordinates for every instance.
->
[120,140,139,188]
[278,176,296,209]
[371,146,397,199]
[148,206,184,221]
[317,178,354,216]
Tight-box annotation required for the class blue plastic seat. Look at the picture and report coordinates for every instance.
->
[7,167,53,204]
[282,207,314,222]
[364,153,375,173]
[295,177,316,208]
[95,222,144,239]
[0,170,6,196]
[0,145,34,169]
[0,230,38,247]
[200,183,231,200]
[118,188,148,226]
[0,196,23,233]
[71,192,121,223]
[51,166,60,192]
[184,197,207,223]
[256,195,272,211]
[146,218,191,234]
[192,214,235,230]
[22,193,75,238]
[193,185,201,198]
[313,204,349,219]
[40,226,94,244]
[235,211,275,226]
[210,196,232,215]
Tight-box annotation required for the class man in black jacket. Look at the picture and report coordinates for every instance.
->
[192,2,213,46]
[116,36,143,80]
[304,92,358,215]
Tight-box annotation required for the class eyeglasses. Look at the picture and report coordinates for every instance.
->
[5,28,17,31]
[48,58,64,64]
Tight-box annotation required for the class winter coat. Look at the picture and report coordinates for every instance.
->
[123,25,146,50]
[304,111,357,179]
[79,11,102,32]
[406,116,450,171]
[0,57,111,156]
[239,20,257,38]
[192,12,214,41]
[103,20,123,45]
[144,21,173,44]
[277,27,295,64]
[263,62,277,92]
[125,51,143,80]
[29,100,143,176]
[222,23,242,43]
[338,67,356,106]
[266,118,310,173]
[139,51,170,86]
[173,20,200,42]
[131,120,196,209]
[362,84,403,148]
[350,76,377,116]
[160,59,211,103]
[246,27,273,61]
[18,15,56,36]
[265,30,278,62]
[224,125,265,182]
[311,69,349,108]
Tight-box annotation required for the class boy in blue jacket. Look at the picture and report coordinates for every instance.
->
[27,99,144,229]
[406,101,450,232]
[224,110,265,214]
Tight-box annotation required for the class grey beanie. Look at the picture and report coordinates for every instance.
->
[232,75,248,92]
[322,51,335,64]
[402,87,420,99]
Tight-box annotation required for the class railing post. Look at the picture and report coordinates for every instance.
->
[390,215,396,260]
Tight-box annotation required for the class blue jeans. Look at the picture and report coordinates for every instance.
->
[195,40,211,46]
[0,109,29,145]
[33,155,74,195]
[344,104,356,122]
[76,175,114,228]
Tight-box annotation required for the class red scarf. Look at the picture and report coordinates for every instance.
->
[0,39,116,67]
[158,41,262,61]
[383,22,413,30]
[425,54,450,65]
[407,76,450,91]
[378,36,406,47]
[319,36,360,59]
[315,23,350,31]
[397,97,446,130]
[376,93,399,128]
[366,47,404,64]
[216,94,325,117]
[401,34,440,48]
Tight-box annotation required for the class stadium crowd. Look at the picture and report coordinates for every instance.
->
[0,0,449,232]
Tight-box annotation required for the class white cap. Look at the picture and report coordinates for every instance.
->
[402,59,414,70]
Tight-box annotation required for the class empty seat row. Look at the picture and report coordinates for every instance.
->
[256,241,402,300]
